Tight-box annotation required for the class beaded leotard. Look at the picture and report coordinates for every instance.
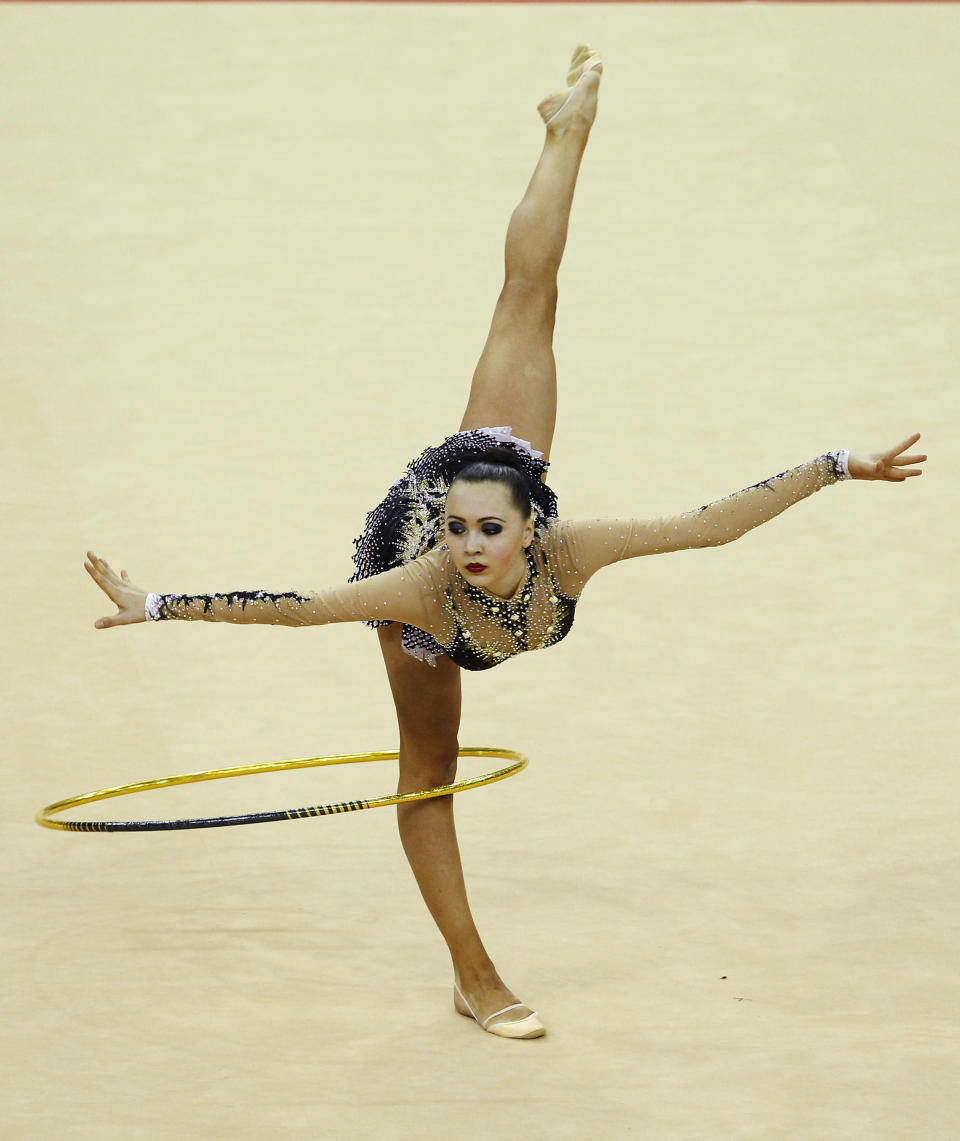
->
[427,533,577,671]
[348,426,559,665]
[145,446,852,671]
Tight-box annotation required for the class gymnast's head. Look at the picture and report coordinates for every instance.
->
[445,449,535,592]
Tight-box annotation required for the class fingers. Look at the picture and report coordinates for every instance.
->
[83,559,106,588]
[84,556,113,597]
[85,551,122,626]
[888,432,922,458]
[94,613,134,630]
[889,439,926,481]
[871,435,926,482]
[85,551,122,588]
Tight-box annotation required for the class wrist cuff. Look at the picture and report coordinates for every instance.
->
[145,592,163,621]
[827,450,851,481]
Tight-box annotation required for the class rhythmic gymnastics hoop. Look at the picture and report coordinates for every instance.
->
[35,747,528,833]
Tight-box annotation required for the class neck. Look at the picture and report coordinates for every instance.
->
[486,550,529,600]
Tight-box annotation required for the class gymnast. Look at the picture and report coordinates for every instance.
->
[84,46,926,1040]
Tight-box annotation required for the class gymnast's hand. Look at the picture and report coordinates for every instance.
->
[848,433,926,481]
[84,551,148,629]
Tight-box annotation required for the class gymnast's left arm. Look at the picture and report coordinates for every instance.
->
[557,433,926,579]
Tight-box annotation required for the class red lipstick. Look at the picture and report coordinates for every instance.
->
[465,563,487,574]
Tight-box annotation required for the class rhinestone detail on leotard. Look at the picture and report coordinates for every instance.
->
[143,453,849,677]
[437,542,577,671]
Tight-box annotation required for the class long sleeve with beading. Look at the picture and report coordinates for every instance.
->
[545,452,850,591]
[145,554,449,636]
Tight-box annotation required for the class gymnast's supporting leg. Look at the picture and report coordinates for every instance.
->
[378,50,602,1032]
[377,623,530,1026]
[459,46,602,458]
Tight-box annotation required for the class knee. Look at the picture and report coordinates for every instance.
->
[398,735,459,789]
[499,274,559,322]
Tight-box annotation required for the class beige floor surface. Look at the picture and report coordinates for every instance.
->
[2,3,958,1139]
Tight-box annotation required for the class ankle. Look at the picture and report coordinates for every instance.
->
[453,957,500,992]
[545,117,591,145]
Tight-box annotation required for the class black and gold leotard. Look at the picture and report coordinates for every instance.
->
[145,446,851,672]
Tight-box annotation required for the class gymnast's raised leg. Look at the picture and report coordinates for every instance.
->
[459,45,602,456]
[378,46,602,1034]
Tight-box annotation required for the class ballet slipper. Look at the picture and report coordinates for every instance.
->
[566,43,601,87]
[453,981,546,1040]
[539,45,603,127]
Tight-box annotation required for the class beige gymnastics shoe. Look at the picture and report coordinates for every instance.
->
[454,981,546,1040]
[566,43,603,87]
[537,44,603,127]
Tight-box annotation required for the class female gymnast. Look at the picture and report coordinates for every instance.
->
[84,47,926,1040]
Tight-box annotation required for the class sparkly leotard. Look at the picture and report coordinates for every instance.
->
[348,426,559,665]
[145,428,851,672]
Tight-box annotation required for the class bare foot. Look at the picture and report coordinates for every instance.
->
[537,44,603,132]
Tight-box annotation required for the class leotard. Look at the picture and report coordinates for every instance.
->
[146,447,851,672]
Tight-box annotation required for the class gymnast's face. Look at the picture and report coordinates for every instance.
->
[444,480,535,598]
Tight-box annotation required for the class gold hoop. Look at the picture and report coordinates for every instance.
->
[35,747,528,833]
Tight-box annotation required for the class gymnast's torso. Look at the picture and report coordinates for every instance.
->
[392,524,582,672]
[144,450,849,660]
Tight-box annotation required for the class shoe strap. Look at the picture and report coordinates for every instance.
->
[454,981,478,1022]
[481,1003,533,1030]
[456,984,536,1031]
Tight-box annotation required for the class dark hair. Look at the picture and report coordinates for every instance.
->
[449,447,533,518]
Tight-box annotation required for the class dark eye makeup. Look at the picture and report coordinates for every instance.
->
[446,522,503,536]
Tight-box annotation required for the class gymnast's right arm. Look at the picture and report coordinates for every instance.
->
[83,550,441,634]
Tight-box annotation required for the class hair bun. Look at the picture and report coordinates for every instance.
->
[469,446,526,473]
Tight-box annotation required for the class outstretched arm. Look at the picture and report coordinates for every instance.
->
[83,553,444,635]
[556,434,926,584]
